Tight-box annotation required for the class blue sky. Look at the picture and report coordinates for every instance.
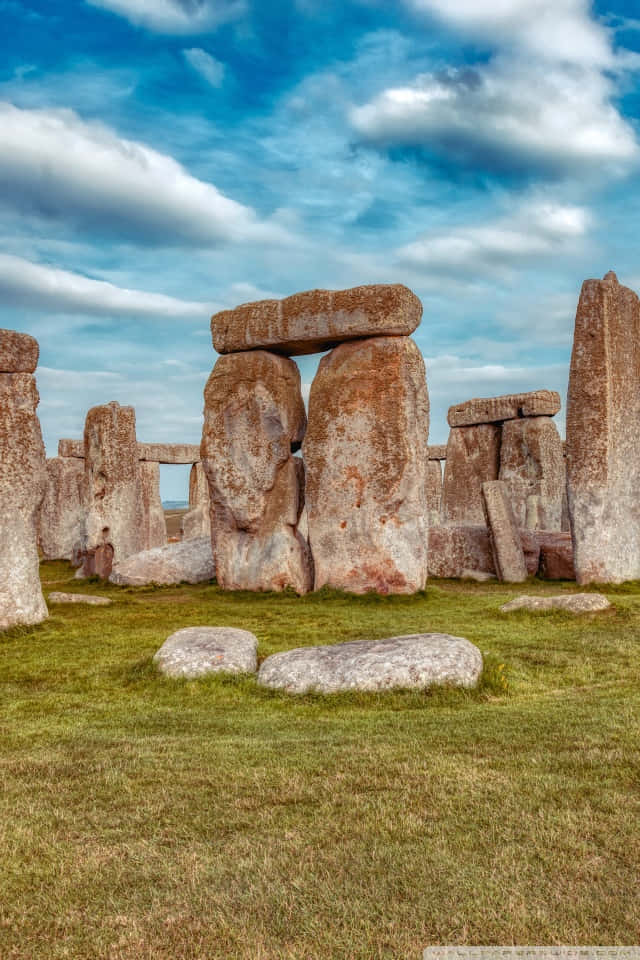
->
[1,0,639,499]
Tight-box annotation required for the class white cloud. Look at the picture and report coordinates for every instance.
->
[0,254,213,318]
[0,102,289,247]
[183,47,225,87]
[85,0,244,35]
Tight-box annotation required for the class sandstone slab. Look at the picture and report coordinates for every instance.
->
[211,284,422,356]
[154,627,258,679]
[428,525,495,579]
[482,481,528,582]
[537,532,575,580]
[38,457,85,561]
[58,438,84,458]
[426,459,442,525]
[566,272,640,583]
[202,350,311,593]
[441,424,501,525]
[137,442,200,464]
[427,444,447,461]
[138,461,167,551]
[499,417,565,531]
[0,329,39,373]
[303,336,429,594]
[257,633,483,694]
[448,390,561,428]
[180,462,211,540]
[48,591,112,606]
[501,593,610,614]
[109,536,214,586]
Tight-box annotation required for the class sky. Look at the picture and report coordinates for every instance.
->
[1,0,639,500]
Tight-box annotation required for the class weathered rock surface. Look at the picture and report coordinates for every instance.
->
[441,424,501,525]
[138,460,167,551]
[201,351,312,593]
[303,336,429,594]
[501,593,610,614]
[428,525,495,579]
[257,633,483,694]
[58,438,84,458]
[499,417,565,530]
[137,442,201,464]
[181,462,211,540]
[0,371,48,630]
[537,532,575,580]
[38,457,85,560]
[48,591,112,606]
[426,459,442,525]
[427,444,447,461]
[448,390,561,427]
[0,329,39,373]
[482,481,528,582]
[211,284,422,356]
[566,271,640,584]
[76,402,142,579]
[109,536,214,586]
[154,627,258,679]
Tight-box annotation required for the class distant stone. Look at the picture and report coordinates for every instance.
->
[257,633,482,694]
[0,328,39,373]
[426,459,443,525]
[180,462,211,541]
[137,442,201,464]
[154,626,258,679]
[499,417,565,531]
[211,284,422,356]
[109,536,214,586]
[482,481,528,583]
[537,532,575,580]
[441,424,501,525]
[448,390,561,428]
[501,593,610,614]
[138,460,167,551]
[460,569,496,582]
[38,457,85,561]
[427,444,447,461]
[428,525,495,579]
[58,438,84,459]
[48,591,112,606]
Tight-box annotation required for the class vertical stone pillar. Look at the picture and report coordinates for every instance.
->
[38,457,85,560]
[566,272,640,583]
[201,351,312,593]
[499,417,565,531]
[303,336,429,594]
[138,460,166,550]
[180,461,211,540]
[0,329,48,630]
[441,424,501,525]
[426,459,442,525]
[481,481,528,583]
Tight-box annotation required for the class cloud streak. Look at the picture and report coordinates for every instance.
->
[85,0,244,35]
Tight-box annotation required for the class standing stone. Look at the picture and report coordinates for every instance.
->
[38,457,85,560]
[77,401,142,579]
[138,460,166,551]
[441,424,501,525]
[499,417,565,531]
[426,459,443,525]
[303,336,429,594]
[566,272,640,584]
[201,350,312,593]
[0,371,48,630]
[181,461,211,541]
[427,525,495,579]
[481,480,528,583]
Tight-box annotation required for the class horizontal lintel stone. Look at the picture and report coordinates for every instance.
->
[0,328,39,373]
[427,444,447,461]
[58,439,201,464]
[448,390,561,428]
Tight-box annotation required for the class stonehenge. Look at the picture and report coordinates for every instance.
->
[39,457,85,560]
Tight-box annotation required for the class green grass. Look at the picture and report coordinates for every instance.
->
[1,563,639,958]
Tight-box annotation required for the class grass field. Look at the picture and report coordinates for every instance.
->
[1,563,639,959]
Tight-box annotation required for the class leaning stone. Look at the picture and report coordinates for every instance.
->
[303,336,429,594]
[109,536,214,586]
[211,284,422,356]
[500,594,610,614]
[441,424,501,525]
[0,371,48,630]
[426,459,442,525]
[154,627,258,679]
[481,481,528,583]
[448,390,561,428]
[180,462,211,541]
[38,457,85,561]
[202,350,312,593]
[428,525,495,579]
[427,444,447,461]
[48,591,112,606]
[537,532,575,581]
[138,461,167,551]
[566,271,640,584]
[499,417,565,530]
[257,633,483,695]
[0,328,39,373]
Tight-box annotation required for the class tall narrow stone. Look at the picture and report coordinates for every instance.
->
[201,351,312,593]
[481,481,528,583]
[0,371,48,630]
[499,417,565,531]
[303,336,429,594]
[566,272,640,583]
[426,459,442,525]
[77,401,142,579]
[181,461,211,541]
[38,457,85,560]
[138,460,166,551]
[441,424,501,525]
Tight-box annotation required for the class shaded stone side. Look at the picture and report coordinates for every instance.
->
[201,350,312,593]
[303,336,429,594]
[448,389,561,427]
[499,417,565,531]
[481,481,528,582]
[428,525,495,579]
[38,457,85,560]
[181,461,211,540]
[0,372,48,629]
[138,460,166,551]
[426,459,442,525]
[441,424,501,525]
[566,271,640,583]
[537,532,575,580]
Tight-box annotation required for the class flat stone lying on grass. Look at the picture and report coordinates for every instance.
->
[500,594,611,614]
[154,627,258,679]
[48,591,112,606]
[257,633,483,695]
[109,537,214,586]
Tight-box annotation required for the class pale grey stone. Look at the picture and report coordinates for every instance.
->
[109,536,214,586]
[154,626,258,679]
[48,591,112,606]
[500,593,611,614]
[257,633,482,694]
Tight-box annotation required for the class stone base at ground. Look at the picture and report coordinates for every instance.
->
[154,627,258,678]
[501,593,610,614]
[109,537,214,586]
[538,533,575,580]
[257,633,482,694]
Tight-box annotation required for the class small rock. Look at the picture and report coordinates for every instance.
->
[48,591,113,606]
[257,633,483,695]
[500,593,611,614]
[154,627,258,679]
[460,569,496,582]
[109,537,214,586]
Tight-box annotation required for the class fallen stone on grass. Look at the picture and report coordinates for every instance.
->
[108,537,214,586]
[154,627,258,679]
[48,591,113,606]
[500,593,611,614]
[257,633,483,694]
